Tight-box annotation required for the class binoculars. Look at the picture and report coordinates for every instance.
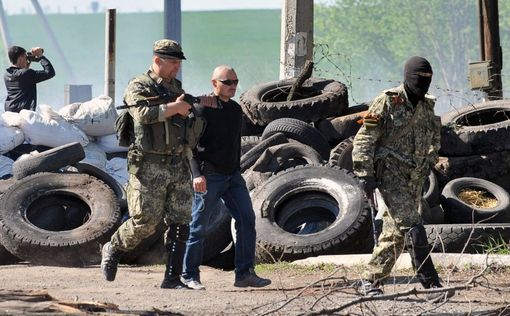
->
[26,49,44,62]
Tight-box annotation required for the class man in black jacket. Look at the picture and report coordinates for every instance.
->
[4,45,55,112]
[181,65,271,290]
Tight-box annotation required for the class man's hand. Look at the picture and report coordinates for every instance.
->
[163,94,192,118]
[198,95,218,108]
[193,175,207,193]
[360,176,377,197]
[31,47,44,58]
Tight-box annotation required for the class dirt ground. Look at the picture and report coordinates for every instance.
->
[1,262,510,315]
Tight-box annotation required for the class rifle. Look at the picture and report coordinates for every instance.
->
[116,93,201,146]
[366,190,380,247]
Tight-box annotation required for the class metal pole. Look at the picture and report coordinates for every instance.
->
[164,0,182,80]
[0,0,12,64]
[279,0,314,79]
[104,9,116,100]
[30,0,75,81]
[479,0,502,100]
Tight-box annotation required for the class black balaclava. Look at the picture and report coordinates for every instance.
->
[403,56,433,105]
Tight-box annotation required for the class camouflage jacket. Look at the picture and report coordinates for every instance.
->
[124,69,187,156]
[352,84,441,179]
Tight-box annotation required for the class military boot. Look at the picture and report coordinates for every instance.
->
[161,224,189,289]
[101,242,123,281]
[406,224,455,302]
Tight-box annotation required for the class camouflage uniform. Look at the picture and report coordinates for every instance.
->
[110,69,193,251]
[352,84,441,281]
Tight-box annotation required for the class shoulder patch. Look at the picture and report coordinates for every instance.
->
[360,112,380,128]
[390,95,405,106]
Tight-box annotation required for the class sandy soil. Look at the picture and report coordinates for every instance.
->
[1,262,510,315]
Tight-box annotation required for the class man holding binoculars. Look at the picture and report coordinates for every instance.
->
[4,45,55,113]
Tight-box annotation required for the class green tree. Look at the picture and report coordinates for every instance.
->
[314,0,487,113]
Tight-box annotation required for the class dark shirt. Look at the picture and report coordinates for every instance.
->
[4,56,55,113]
[190,97,242,177]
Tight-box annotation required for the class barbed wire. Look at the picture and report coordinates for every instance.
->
[311,43,509,113]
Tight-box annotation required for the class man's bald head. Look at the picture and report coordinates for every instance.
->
[212,65,236,80]
[211,65,239,101]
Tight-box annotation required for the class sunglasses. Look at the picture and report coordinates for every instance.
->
[217,79,239,86]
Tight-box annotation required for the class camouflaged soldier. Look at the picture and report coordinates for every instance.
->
[352,56,454,303]
[101,39,215,289]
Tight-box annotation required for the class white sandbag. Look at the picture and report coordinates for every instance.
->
[95,133,128,153]
[106,157,128,187]
[1,111,24,127]
[0,116,25,154]
[58,102,81,117]
[17,105,89,147]
[0,155,14,178]
[80,141,107,170]
[59,95,118,137]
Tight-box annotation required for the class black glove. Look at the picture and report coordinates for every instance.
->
[360,176,377,197]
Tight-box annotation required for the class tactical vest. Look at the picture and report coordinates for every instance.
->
[119,72,205,155]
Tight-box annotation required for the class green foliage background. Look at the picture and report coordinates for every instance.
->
[314,0,510,113]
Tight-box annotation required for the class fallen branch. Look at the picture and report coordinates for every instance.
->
[299,265,489,316]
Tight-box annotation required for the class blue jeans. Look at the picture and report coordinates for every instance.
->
[182,170,256,281]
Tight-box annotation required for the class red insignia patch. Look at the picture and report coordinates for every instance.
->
[391,95,405,105]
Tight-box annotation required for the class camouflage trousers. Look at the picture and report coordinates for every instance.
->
[111,152,192,252]
[362,166,425,282]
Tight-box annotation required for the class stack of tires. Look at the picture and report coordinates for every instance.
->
[428,100,510,253]
[238,78,377,262]
[0,142,124,266]
[0,142,236,268]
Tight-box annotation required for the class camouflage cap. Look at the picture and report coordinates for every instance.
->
[153,39,186,60]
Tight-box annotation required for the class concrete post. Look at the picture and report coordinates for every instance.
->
[279,0,314,79]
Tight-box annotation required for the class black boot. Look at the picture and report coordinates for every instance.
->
[160,224,189,289]
[406,224,455,302]
[101,242,123,281]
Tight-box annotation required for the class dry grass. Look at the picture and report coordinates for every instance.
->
[458,189,498,208]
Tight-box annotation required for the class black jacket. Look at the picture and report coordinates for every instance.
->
[190,97,242,177]
[4,56,55,113]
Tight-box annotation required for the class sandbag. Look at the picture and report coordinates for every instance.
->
[0,155,14,178]
[14,105,89,148]
[58,95,117,137]
[106,157,128,187]
[81,142,107,170]
[0,115,24,154]
[95,133,128,154]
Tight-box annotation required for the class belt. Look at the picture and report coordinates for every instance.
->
[142,152,183,165]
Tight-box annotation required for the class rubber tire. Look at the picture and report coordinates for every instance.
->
[0,172,121,267]
[261,118,330,160]
[251,142,324,173]
[239,78,348,125]
[328,136,354,171]
[240,132,288,172]
[245,142,324,191]
[0,178,16,196]
[316,110,366,146]
[72,162,128,209]
[420,199,445,225]
[422,171,440,207]
[251,165,371,262]
[440,100,510,156]
[202,201,234,263]
[440,177,510,224]
[434,151,510,188]
[426,224,510,253]
[12,142,85,180]
[0,245,21,265]
[241,136,261,156]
